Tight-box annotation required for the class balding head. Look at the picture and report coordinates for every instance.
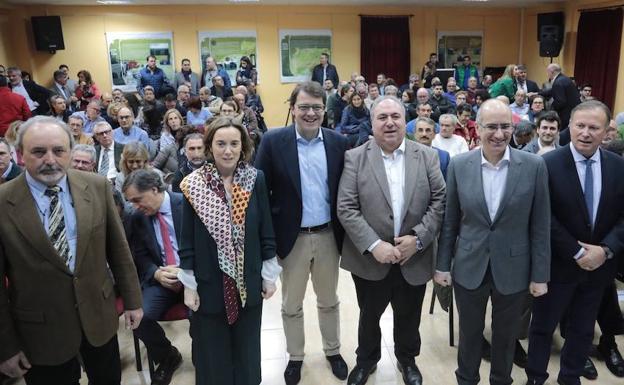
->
[477,99,513,162]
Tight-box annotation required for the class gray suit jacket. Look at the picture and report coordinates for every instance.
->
[337,139,446,285]
[437,148,551,295]
[522,137,560,154]
[172,71,200,95]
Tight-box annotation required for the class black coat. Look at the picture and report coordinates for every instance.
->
[94,142,124,172]
[540,74,580,130]
[11,80,52,116]
[311,63,339,89]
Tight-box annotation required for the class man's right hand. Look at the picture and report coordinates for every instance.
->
[0,352,31,378]
[184,287,200,312]
[371,241,401,264]
[434,271,452,287]
[154,266,183,292]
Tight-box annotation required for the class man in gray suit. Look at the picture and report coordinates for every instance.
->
[172,59,200,96]
[523,111,561,155]
[435,99,551,385]
[338,96,446,385]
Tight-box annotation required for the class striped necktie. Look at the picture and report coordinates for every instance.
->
[99,148,109,177]
[45,186,70,265]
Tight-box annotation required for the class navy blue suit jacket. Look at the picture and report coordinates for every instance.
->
[129,191,184,288]
[434,147,450,180]
[254,125,348,258]
[543,146,624,284]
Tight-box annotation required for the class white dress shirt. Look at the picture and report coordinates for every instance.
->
[12,82,38,111]
[368,140,406,251]
[432,134,469,158]
[481,146,511,221]
[98,143,117,180]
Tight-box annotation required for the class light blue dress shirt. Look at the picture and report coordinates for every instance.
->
[113,125,152,152]
[26,172,78,272]
[152,192,180,266]
[296,126,331,227]
[186,108,213,127]
[72,111,106,134]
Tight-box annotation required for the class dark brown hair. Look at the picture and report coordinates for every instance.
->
[204,117,254,163]
[289,81,326,108]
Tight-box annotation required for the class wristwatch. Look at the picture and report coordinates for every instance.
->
[602,245,614,259]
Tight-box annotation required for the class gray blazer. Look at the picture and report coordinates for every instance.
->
[337,139,446,286]
[437,148,551,295]
[172,71,200,95]
[522,137,560,154]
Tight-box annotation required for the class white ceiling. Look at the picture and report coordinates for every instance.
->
[5,0,566,7]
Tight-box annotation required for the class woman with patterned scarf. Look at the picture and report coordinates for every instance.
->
[177,117,281,384]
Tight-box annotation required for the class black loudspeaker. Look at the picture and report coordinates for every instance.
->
[537,12,564,57]
[31,16,65,53]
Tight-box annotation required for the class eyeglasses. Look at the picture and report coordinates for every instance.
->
[482,123,513,132]
[95,130,112,136]
[296,104,324,113]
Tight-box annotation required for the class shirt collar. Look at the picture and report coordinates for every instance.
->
[25,171,70,199]
[381,139,406,159]
[2,162,13,179]
[481,146,511,168]
[158,191,171,216]
[295,126,324,143]
[570,142,601,163]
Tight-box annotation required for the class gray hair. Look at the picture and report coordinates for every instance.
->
[177,84,190,93]
[439,113,458,126]
[369,95,404,119]
[122,169,166,193]
[183,132,204,148]
[415,117,436,129]
[384,85,399,96]
[93,121,113,133]
[16,116,74,152]
[71,144,97,163]
[514,120,536,137]
[68,114,84,126]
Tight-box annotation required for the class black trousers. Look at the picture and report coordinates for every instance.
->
[133,284,182,363]
[597,280,624,342]
[351,265,426,368]
[24,334,121,385]
[190,304,263,385]
[527,281,606,385]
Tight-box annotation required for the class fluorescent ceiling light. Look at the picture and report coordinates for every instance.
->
[97,0,134,4]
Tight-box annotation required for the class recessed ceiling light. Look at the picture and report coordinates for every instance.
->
[97,0,134,4]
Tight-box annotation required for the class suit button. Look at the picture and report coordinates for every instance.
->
[389,215,393,219]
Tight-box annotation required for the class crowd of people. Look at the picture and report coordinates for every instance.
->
[0,51,623,385]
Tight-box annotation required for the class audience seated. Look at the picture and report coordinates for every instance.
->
[327,83,353,129]
[432,113,469,157]
[198,86,223,115]
[47,95,71,123]
[114,140,163,193]
[185,96,212,129]
[336,93,370,148]
[70,144,97,172]
[75,70,101,111]
[113,106,152,151]
[68,114,94,146]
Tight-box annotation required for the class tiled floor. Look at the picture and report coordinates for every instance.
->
[13,269,624,384]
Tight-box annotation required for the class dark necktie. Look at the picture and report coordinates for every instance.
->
[583,159,595,226]
[223,275,239,325]
[45,186,70,265]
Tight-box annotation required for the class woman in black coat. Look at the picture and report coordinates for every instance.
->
[177,117,279,385]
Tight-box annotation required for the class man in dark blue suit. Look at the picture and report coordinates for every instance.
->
[538,64,581,145]
[410,117,449,179]
[311,53,339,90]
[255,81,349,385]
[123,170,184,385]
[526,100,624,385]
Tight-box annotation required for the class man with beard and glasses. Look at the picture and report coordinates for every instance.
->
[171,133,206,193]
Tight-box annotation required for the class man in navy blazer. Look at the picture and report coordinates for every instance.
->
[255,81,349,385]
[539,64,581,139]
[311,53,339,89]
[123,170,184,385]
[526,100,624,385]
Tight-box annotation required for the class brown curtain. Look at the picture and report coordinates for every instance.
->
[360,16,410,85]
[573,8,623,110]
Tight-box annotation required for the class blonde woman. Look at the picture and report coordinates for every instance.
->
[488,64,517,101]
[114,141,164,193]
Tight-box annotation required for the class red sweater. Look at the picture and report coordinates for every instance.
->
[0,88,31,136]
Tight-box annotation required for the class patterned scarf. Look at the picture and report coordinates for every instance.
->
[180,161,257,317]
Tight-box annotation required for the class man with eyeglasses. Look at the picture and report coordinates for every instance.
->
[94,121,123,181]
[112,107,151,152]
[436,99,550,385]
[255,81,349,385]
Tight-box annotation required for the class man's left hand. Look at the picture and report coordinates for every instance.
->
[529,282,548,297]
[124,308,144,330]
[394,235,418,265]
[577,241,607,271]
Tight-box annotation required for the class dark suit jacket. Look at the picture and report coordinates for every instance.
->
[543,146,624,284]
[435,147,450,180]
[254,125,348,258]
[129,192,183,288]
[95,142,124,172]
[13,80,52,116]
[0,170,141,365]
[3,162,21,182]
[540,74,580,130]
[311,63,339,88]
[514,79,540,94]
[178,170,276,314]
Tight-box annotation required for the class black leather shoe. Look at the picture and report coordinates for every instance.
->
[284,360,303,385]
[151,346,182,385]
[326,354,348,380]
[347,364,377,385]
[397,362,423,385]
[581,357,598,380]
[482,337,491,362]
[597,343,624,377]
[514,340,528,368]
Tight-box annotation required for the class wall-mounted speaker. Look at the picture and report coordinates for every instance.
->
[31,16,65,53]
[537,12,564,57]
